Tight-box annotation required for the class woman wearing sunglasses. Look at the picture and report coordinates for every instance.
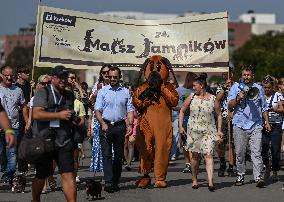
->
[89,64,111,175]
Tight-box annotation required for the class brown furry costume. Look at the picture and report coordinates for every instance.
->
[132,55,179,188]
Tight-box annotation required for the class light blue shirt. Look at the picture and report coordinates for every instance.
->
[227,82,268,130]
[95,84,134,122]
[172,86,194,121]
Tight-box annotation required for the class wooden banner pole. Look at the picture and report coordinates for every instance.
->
[30,0,42,99]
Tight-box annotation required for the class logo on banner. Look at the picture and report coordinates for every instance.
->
[43,12,76,26]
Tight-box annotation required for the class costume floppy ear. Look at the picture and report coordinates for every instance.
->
[161,57,171,70]
[141,58,150,73]
[161,57,179,88]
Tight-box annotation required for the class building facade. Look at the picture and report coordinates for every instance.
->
[239,13,276,24]
[0,24,35,66]
[228,22,252,58]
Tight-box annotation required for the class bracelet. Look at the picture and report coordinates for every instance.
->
[5,129,15,135]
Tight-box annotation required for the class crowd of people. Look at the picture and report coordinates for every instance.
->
[0,62,283,202]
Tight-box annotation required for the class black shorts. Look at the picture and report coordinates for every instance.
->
[35,141,75,179]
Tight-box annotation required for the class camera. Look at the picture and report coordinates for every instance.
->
[70,110,81,125]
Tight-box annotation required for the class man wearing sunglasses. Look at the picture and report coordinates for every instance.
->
[0,100,16,182]
[16,66,32,103]
[95,66,134,193]
[32,66,77,202]
[0,65,29,191]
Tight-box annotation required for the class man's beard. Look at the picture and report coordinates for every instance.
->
[110,81,118,86]
[240,78,251,84]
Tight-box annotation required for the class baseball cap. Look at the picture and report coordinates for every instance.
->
[51,65,69,78]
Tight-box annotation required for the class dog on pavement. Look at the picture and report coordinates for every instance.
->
[86,179,102,200]
[12,174,26,193]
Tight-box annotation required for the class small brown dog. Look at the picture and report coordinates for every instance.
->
[12,174,26,193]
[86,179,102,200]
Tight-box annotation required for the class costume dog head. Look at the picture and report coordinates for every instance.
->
[142,55,170,81]
[140,55,178,89]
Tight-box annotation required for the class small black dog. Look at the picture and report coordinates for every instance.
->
[12,174,26,193]
[86,179,102,200]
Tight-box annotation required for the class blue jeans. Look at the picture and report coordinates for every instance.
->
[170,116,189,159]
[0,133,7,172]
[261,123,282,171]
[0,129,19,178]
[170,119,179,159]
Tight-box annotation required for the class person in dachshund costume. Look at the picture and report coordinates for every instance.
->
[132,55,179,188]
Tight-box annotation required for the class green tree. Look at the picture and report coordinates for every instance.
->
[5,46,34,69]
[5,46,52,81]
[233,32,284,81]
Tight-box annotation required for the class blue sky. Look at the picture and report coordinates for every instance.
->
[0,0,283,35]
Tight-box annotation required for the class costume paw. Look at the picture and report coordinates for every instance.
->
[137,175,151,188]
[154,181,167,188]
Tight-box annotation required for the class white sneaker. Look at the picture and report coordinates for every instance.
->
[170,156,176,161]
[76,176,80,183]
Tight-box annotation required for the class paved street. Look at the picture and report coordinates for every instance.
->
[1,143,284,202]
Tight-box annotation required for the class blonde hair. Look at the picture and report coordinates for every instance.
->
[37,74,49,83]
[35,74,49,92]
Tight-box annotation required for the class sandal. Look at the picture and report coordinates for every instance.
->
[41,189,47,194]
[208,185,215,192]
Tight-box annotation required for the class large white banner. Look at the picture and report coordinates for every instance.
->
[34,5,229,72]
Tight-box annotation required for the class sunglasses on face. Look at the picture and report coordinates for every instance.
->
[108,75,119,79]
[40,82,49,86]
[101,71,109,75]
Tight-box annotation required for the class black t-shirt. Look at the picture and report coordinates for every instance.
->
[32,85,74,147]
[16,82,31,103]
